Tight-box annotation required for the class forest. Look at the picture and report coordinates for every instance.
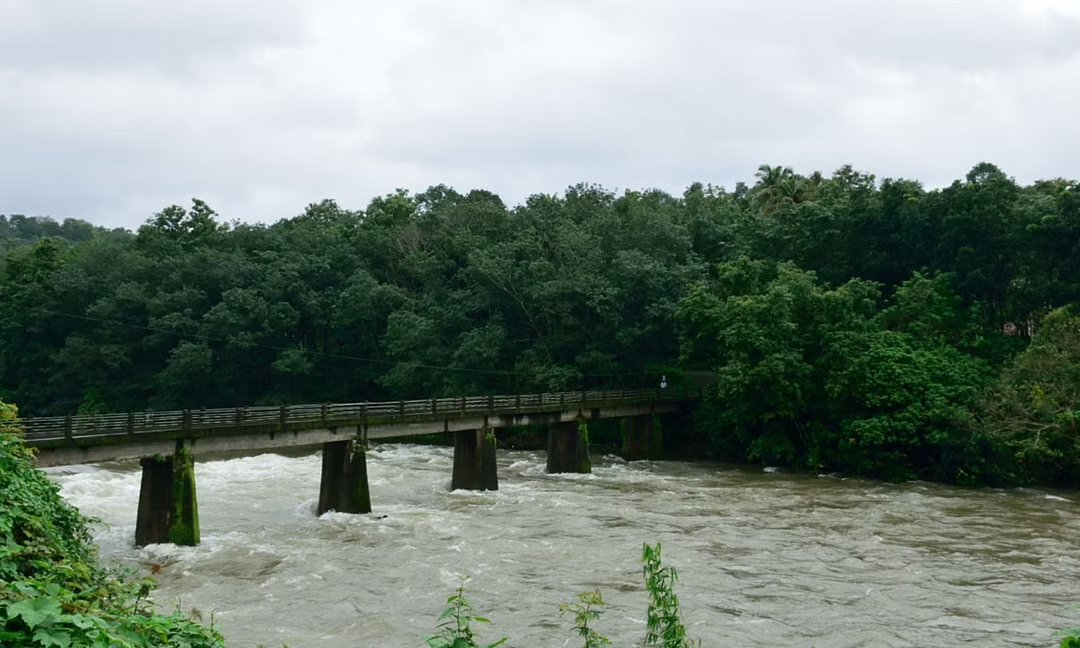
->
[1,162,1078,487]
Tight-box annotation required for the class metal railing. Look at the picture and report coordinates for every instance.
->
[18,387,699,444]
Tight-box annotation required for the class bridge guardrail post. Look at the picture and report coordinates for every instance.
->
[279,405,287,429]
[560,393,565,409]
[460,396,466,415]
[398,401,405,417]
[431,398,437,415]
[515,394,521,411]
[127,412,135,438]
[182,410,192,433]
[235,408,242,426]
[361,402,368,420]
[64,415,73,443]
[487,394,494,413]
[321,403,328,421]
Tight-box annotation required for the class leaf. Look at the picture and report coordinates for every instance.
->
[438,606,457,621]
[33,627,72,648]
[7,596,63,629]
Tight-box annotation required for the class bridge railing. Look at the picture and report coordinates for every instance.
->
[18,387,699,443]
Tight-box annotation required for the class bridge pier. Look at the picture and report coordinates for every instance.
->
[547,419,592,474]
[318,439,372,515]
[451,428,499,491]
[135,439,200,547]
[622,414,663,461]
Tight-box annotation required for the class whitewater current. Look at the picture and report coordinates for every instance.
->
[49,445,1080,647]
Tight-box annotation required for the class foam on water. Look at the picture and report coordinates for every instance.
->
[49,445,1080,648]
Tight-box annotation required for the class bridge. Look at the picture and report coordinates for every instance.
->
[20,387,697,547]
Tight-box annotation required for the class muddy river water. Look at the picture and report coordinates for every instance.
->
[51,445,1080,647]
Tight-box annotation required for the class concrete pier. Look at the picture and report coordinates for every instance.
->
[546,419,592,474]
[452,428,499,491]
[134,439,199,547]
[622,414,664,461]
[318,439,372,515]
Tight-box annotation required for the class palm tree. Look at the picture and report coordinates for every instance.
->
[752,164,801,215]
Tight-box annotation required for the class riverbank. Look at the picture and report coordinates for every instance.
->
[0,403,223,647]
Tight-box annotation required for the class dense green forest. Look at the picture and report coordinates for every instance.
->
[2,163,1078,486]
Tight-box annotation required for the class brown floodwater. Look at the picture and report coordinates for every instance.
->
[51,445,1080,647]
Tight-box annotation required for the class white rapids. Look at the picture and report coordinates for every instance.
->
[49,444,1080,647]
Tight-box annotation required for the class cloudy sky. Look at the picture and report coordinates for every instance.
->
[1,0,1078,229]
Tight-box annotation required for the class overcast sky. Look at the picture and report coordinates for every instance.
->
[1,0,1078,229]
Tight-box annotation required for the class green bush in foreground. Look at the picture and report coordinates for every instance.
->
[0,400,223,648]
[430,542,697,648]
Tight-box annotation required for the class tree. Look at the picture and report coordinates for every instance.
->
[981,305,1080,486]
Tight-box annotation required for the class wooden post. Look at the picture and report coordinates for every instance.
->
[127,412,135,438]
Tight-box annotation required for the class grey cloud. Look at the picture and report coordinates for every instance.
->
[0,0,305,73]
[0,0,1078,228]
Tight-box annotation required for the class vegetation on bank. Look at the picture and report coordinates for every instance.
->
[0,401,223,647]
[1,163,1079,486]
[428,543,697,648]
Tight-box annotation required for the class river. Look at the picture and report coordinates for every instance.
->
[50,445,1080,647]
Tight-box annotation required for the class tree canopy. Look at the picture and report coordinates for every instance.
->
[2,163,1078,486]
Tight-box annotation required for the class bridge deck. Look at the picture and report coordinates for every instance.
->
[19,388,698,466]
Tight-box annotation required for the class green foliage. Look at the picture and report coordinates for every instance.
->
[0,401,223,647]
[424,581,507,648]
[1058,607,1080,648]
[677,259,993,480]
[559,590,611,648]
[981,305,1080,486]
[430,546,697,648]
[0,401,95,583]
[3,163,1080,487]
[641,542,696,648]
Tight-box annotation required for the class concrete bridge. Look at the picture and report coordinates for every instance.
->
[20,388,696,547]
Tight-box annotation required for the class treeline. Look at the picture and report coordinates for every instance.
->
[1,163,1078,485]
